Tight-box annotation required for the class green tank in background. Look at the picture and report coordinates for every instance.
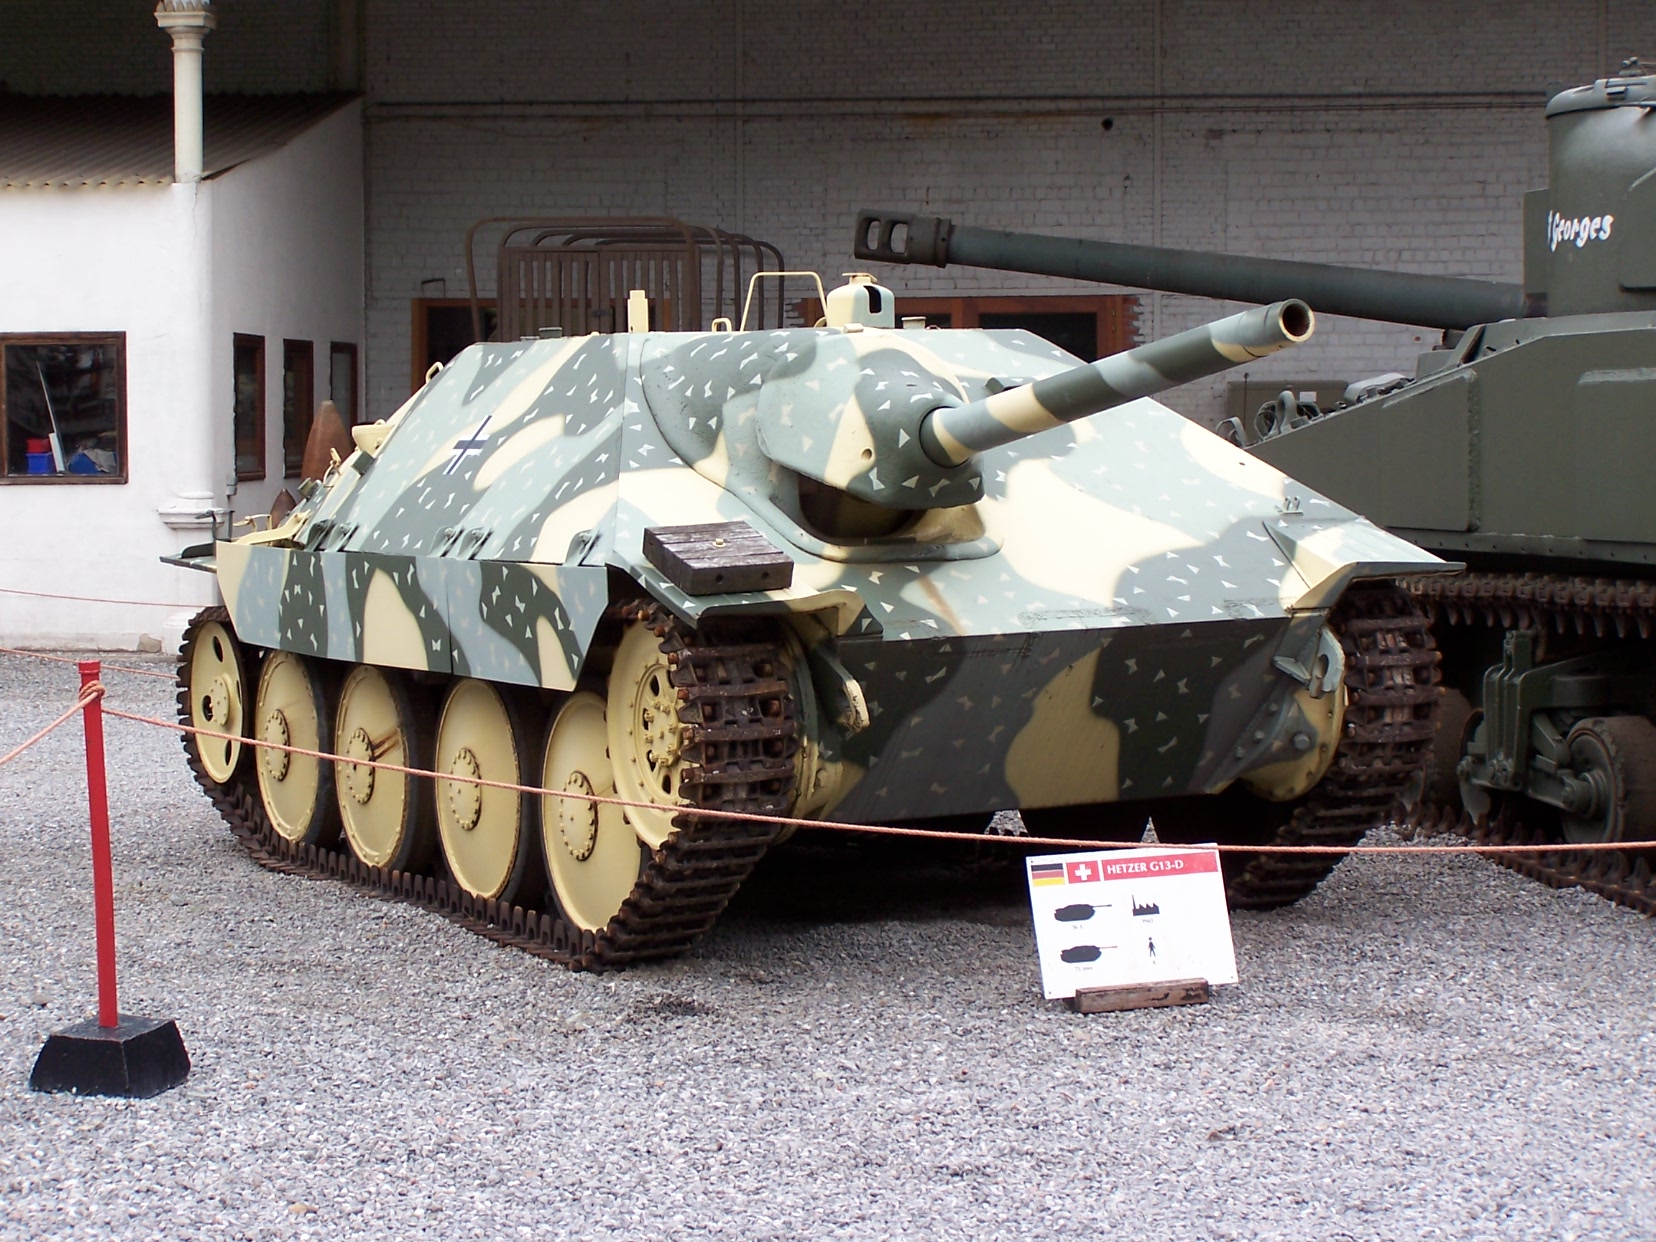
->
[170,271,1448,969]
[856,63,1656,912]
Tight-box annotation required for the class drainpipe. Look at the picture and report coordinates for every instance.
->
[154,1,217,183]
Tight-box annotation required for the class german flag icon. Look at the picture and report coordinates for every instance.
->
[1029,862,1066,887]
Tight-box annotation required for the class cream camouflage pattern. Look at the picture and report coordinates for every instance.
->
[175,276,1452,950]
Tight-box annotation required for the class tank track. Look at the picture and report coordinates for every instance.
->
[1220,583,1441,909]
[177,602,800,970]
[1406,570,1656,915]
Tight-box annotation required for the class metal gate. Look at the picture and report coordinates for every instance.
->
[465,216,786,342]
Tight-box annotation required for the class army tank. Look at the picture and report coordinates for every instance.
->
[854,63,1656,912]
[171,272,1448,969]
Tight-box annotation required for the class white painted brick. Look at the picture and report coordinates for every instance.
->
[9,1,1655,423]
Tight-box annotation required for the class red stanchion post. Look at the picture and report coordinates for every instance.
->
[28,660,189,1097]
[78,660,119,1028]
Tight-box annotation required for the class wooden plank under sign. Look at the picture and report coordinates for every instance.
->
[643,521,794,596]
[1068,978,1210,1015]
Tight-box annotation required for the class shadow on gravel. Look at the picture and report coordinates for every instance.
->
[725,829,1034,929]
[627,993,718,1021]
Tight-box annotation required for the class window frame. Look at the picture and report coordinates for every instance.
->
[794,294,1140,361]
[0,332,128,486]
[282,338,315,479]
[328,340,359,425]
[411,297,497,393]
[233,333,267,482]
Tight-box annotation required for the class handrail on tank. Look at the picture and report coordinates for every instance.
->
[854,209,1534,331]
[740,271,827,331]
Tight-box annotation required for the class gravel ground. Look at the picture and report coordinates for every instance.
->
[2,650,1654,1241]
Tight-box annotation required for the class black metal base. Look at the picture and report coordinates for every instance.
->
[29,1015,190,1098]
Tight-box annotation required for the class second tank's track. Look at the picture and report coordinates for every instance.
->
[1406,570,1656,915]
[1218,583,1441,909]
[177,602,801,970]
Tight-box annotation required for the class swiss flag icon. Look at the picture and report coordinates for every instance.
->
[1065,859,1099,885]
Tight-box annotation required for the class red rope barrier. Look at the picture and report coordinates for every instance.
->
[0,645,179,680]
[0,681,103,767]
[0,585,200,609]
[5,642,1648,860]
[98,700,1656,859]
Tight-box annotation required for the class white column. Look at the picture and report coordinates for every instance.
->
[154,2,217,184]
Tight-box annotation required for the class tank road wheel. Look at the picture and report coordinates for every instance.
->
[434,679,542,903]
[1560,716,1656,845]
[608,618,694,849]
[252,651,340,846]
[184,616,248,785]
[541,692,647,931]
[334,665,437,873]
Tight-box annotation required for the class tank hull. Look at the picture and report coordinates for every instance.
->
[174,319,1447,965]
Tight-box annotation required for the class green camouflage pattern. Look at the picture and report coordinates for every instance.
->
[186,298,1450,823]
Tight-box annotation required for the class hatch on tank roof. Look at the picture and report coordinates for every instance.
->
[1546,66,1656,117]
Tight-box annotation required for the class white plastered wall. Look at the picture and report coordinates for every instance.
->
[0,102,364,649]
[0,184,220,648]
[210,101,365,528]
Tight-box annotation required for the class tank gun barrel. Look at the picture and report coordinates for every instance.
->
[922,299,1314,467]
[856,210,1531,331]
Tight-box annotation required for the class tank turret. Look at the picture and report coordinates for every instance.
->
[758,285,1312,516]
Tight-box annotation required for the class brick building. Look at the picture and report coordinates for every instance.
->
[1,0,1651,645]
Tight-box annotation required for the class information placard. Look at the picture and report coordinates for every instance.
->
[1025,846,1239,1001]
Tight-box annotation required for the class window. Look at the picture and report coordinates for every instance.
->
[412,299,497,392]
[793,294,1140,362]
[281,339,314,478]
[233,334,266,481]
[329,341,358,425]
[0,334,126,483]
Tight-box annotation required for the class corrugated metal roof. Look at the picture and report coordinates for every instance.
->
[0,93,357,189]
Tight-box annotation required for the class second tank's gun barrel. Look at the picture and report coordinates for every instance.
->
[856,210,1531,331]
[921,300,1314,467]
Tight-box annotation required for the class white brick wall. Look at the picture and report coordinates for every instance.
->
[359,0,1656,423]
[9,0,1655,423]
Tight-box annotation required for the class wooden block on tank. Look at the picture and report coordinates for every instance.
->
[643,521,794,596]
[1068,978,1210,1015]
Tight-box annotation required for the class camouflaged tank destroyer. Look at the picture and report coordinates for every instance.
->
[855,64,1656,915]
[172,273,1448,968]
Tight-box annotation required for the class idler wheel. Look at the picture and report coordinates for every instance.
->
[434,679,542,903]
[1560,716,1656,845]
[540,691,647,932]
[252,651,340,846]
[608,620,692,850]
[184,618,248,785]
[1417,687,1474,811]
[334,665,437,873]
